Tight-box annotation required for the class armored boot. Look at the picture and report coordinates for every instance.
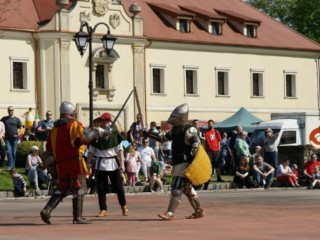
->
[40,192,63,224]
[72,195,92,224]
[183,185,204,219]
[158,189,182,220]
[185,196,204,219]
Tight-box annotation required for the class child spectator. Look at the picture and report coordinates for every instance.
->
[9,168,28,197]
[125,144,142,186]
[291,164,299,178]
[310,165,320,189]
[149,161,164,192]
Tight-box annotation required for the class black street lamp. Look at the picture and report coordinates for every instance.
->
[74,21,117,127]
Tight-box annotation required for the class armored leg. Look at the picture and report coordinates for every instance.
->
[158,188,183,220]
[72,195,92,224]
[40,191,63,224]
[183,183,204,219]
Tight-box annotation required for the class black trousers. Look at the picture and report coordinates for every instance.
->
[96,169,126,210]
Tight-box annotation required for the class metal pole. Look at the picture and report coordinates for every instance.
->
[88,31,93,128]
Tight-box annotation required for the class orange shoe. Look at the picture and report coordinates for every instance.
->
[121,205,129,216]
[97,210,107,217]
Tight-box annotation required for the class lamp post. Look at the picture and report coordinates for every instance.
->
[73,21,117,127]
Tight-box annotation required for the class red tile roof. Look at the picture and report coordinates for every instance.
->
[178,5,226,21]
[0,0,74,31]
[0,0,319,52]
[123,0,320,52]
[148,2,195,18]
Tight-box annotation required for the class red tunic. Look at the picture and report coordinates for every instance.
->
[47,120,88,182]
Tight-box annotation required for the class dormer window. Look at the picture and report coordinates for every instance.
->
[215,9,261,38]
[210,22,223,35]
[179,19,190,33]
[246,24,257,38]
[178,6,226,36]
[148,3,195,33]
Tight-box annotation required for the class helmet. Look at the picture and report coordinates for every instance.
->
[59,101,75,115]
[167,103,189,126]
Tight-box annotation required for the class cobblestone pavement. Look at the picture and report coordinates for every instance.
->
[0,189,319,240]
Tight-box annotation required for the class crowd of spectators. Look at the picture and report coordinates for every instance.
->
[2,106,320,198]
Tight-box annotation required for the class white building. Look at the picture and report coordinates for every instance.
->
[0,0,319,131]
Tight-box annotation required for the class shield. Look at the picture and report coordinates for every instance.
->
[184,145,211,185]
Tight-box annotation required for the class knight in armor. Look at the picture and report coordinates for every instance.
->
[146,103,205,220]
[40,101,97,224]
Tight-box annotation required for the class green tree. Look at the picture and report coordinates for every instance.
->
[246,0,320,43]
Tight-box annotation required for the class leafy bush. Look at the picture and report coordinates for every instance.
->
[16,141,43,168]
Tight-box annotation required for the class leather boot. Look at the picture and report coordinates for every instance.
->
[40,192,63,224]
[73,195,92,224]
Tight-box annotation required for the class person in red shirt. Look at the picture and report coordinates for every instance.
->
[303,153,320,188]
[204,119,223,188]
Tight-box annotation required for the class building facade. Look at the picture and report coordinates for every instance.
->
[0,0,319,131]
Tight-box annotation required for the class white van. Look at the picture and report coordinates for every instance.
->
[250,112,320,151]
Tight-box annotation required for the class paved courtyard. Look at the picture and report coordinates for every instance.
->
[0,189,319,240]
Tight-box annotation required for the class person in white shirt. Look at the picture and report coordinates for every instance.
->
[87,112,128,218]
[138,138,156,182]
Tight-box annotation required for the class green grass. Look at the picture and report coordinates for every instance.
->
[0,167,35,191]
[0,166,234,191]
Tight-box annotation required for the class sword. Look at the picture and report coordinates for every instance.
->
[110,89,134,129]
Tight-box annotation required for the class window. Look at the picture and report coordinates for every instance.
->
[179,19,189,33]
[184,66,198,95]
[10,58,29,90]
[211,22,222,36]
[215,67,229,96]
[95,64,105,89]
[217,71,229,96]
[150,66,165,94]
[250,70,264,97]
[285,73,296,98]
[246,24,257,38]
[279,131,297,145]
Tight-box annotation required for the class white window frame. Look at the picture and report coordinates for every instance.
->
[284,70,297,98]
[245,24,257,38]
[250,69,264,98]
[178,18,191,33]
[210,21,223,36]
[215,67,230,97]
[183,65,199,96]
[150,64,166,95]
[10,57,29,91]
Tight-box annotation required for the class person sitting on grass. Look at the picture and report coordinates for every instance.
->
[310,165,320,189]
[149,161,164,192]
[233,155,256,189]
[253,154,275,189]
[25,145,48,190]
[276,159,299,187]
[9,168,28,197]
